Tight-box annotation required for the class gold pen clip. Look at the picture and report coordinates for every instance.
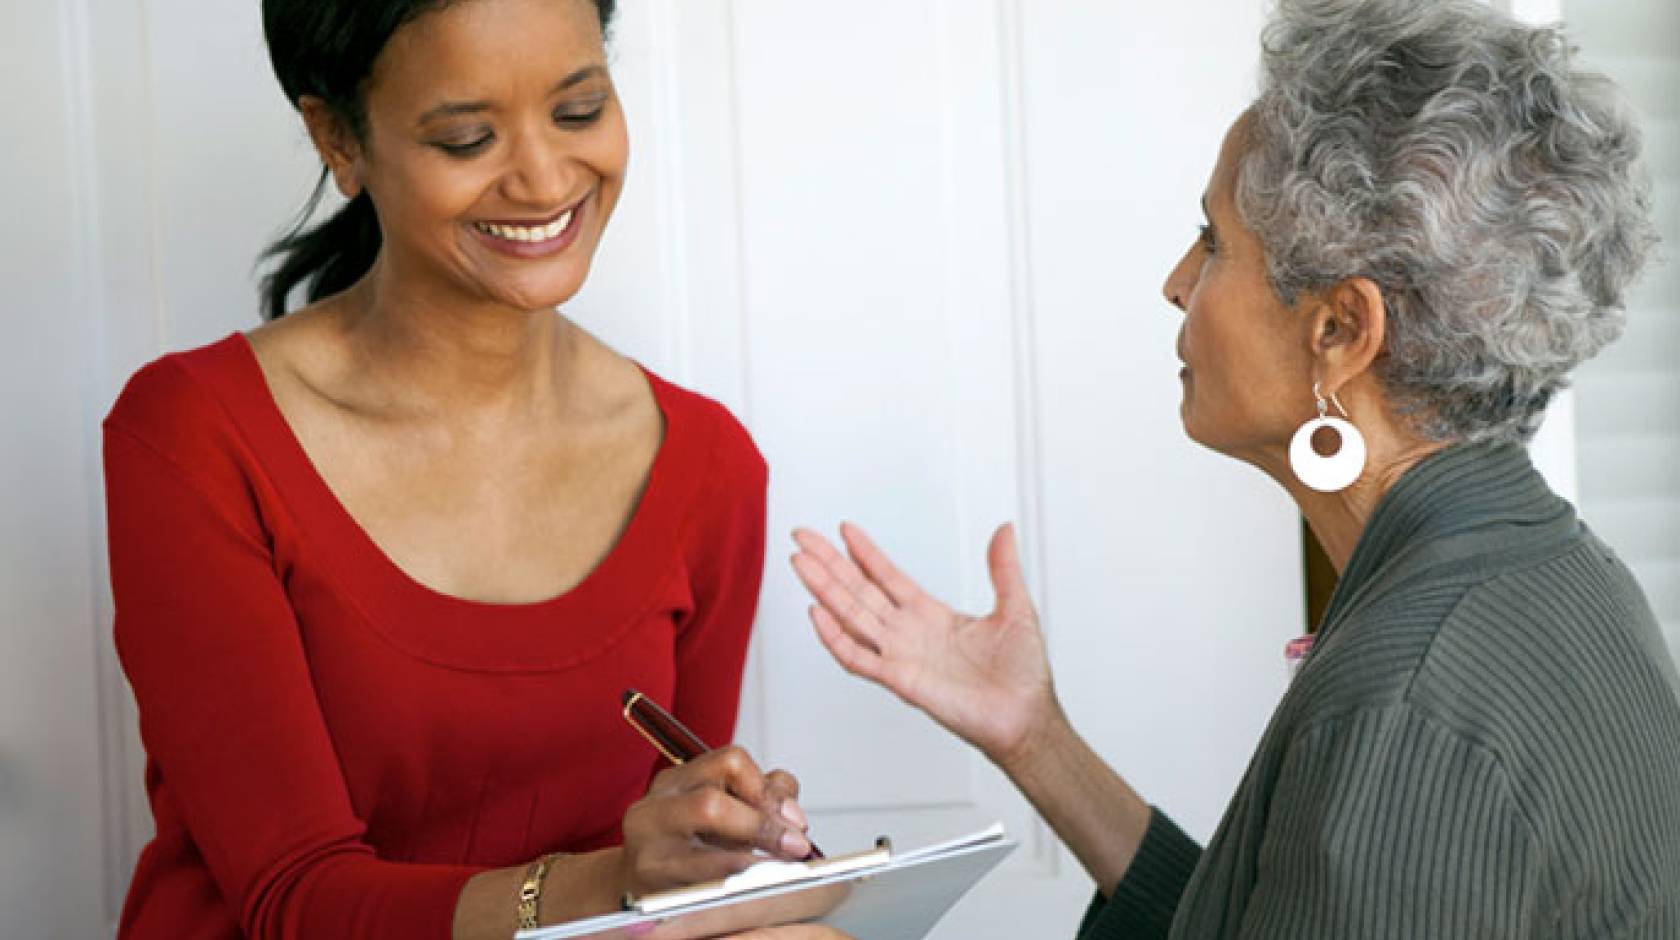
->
[623,690,687,765]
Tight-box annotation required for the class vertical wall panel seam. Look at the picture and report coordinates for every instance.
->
[720,0,756,428]
[718,0,769,755]
[646,0,694,386]
[995,0,1056,873]
[55,0,139,927]
[138,0,167,351]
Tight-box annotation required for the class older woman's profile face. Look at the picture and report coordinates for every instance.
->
[353,0,627,312]
[1162,114,1318,465]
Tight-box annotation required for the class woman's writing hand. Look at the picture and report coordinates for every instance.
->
[619,747,812,899]
[790,523,1060,772]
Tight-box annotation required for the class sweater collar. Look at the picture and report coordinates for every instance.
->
[1317,442,1577,636]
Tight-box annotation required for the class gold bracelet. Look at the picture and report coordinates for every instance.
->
[516,852,562,930]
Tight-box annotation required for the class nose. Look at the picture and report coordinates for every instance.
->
[1162,244,1196,314]
[502,128,573,208]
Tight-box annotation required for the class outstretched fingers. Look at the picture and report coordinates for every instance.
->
[790,531,890,649]
[792,528,900,621]
[808,604,888,684]
[838,522,927,610]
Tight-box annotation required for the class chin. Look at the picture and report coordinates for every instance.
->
[1181,422,1213,453]
[1179,412,1207,451]
[491,267,592,313]
[1179,410,1234,460]
[1178,398,1200,441]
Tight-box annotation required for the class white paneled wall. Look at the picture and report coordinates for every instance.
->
[1566,0,1680,661]
[0,4,110,939]
[9,1,1320,937]
[1012,3,1300,843]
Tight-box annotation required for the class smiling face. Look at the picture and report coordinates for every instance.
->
[337,0,627,313]
[1161,113,1320,468]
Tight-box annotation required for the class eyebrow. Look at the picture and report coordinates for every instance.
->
[416,65,607,126]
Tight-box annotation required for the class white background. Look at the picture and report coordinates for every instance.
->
[2,1,1672,937]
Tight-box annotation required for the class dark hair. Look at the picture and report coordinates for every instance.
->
[258,0,619,320]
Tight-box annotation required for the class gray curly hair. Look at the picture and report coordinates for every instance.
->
[1239,0,1659,444]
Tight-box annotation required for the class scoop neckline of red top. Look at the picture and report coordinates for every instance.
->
[212,331,705,671]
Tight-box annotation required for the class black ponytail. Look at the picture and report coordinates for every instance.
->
[257,0,618,320]
[260,175,383,321]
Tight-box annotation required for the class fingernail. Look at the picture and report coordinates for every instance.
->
[780,799,808,830]
[779,828,811,858]
[627,922,658,937]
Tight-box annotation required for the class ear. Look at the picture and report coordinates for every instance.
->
[1308,276,1386,399]
[299,96,364,199]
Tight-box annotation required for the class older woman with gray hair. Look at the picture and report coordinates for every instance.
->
[790,0,1680,936]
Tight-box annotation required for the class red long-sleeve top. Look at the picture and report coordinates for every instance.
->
[104,334,766,939]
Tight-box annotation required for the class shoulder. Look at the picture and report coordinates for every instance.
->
[641,371,768,578]
[104,333,260,465]
[1279,543,1680,878]
[1414,548,1680,896]
[102,334,282,542]
[1412,544,1680,748]
[1306,540,1673,730]
[1299,523,1671,711]
[645,369,767,495]
[1378,545,1680,844]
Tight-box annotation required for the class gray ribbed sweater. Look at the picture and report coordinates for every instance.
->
[1078,443,1680,938]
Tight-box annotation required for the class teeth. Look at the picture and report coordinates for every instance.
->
[476,209,574,243]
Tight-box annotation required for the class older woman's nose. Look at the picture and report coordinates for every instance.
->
[1163,250,1195,313]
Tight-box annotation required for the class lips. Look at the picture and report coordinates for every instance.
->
[467,194,589,260]
[473,201,579,243]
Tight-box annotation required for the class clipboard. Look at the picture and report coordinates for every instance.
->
[516,824,1015,940]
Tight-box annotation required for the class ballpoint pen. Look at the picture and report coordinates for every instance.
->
[621,688,824,860]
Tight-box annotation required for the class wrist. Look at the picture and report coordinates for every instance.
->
[581,847,629,917]
[988,690,1073,781]
[531,848,624,926]
[517,852,562,930]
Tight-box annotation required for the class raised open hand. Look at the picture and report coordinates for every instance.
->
[790,523,1058,768]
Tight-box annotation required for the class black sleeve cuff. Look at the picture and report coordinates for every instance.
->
[1075,807,1202,940]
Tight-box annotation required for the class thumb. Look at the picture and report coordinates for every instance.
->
[985,523,1032,616]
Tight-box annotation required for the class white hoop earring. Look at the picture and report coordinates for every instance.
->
[1289,383,1367,493]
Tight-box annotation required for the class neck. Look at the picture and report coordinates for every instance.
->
[1293,451,1436,573]
[333,254,581,420]
[1249,429,1447,574]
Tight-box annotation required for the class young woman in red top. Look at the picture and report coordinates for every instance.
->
[103,1,833,936]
